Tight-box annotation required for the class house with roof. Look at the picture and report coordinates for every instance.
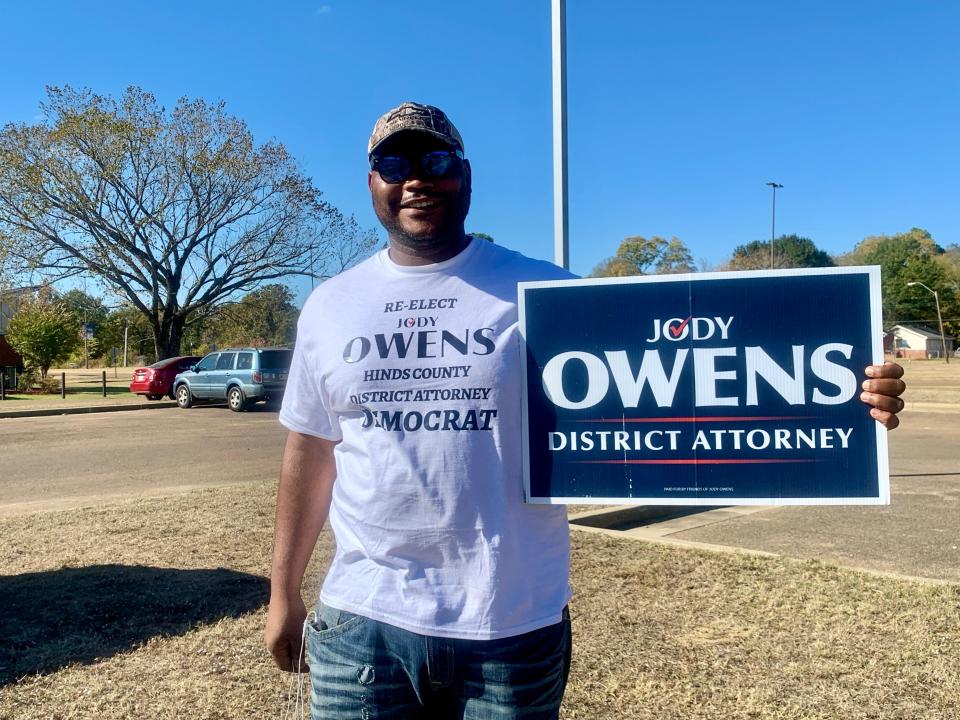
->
[884,324,955,359]
[0,286,39,333]
[0,335,20,382]
[1,287,34,389]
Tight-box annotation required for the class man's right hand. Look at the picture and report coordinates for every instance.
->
[264,432,338,672]
[264,594,310,672]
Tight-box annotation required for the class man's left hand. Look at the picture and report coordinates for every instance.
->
[860,362,906,430]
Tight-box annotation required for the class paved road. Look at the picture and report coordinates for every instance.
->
[0,405,288,516]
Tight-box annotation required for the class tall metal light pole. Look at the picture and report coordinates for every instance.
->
[907,281,950,363]
[766,182,783,269]
[552,0,569,269]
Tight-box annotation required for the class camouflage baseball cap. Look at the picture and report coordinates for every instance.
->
[367,102,464,156]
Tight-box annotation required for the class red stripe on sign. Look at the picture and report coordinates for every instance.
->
[572,459,817,465]
[580,416,815,423]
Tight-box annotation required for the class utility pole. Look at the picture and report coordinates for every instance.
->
[907,281,950,363]
[552,0,569,269]
[766,182,783,268]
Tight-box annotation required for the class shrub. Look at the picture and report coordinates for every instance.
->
[41,375,61,394]
[15,369,37,393]
[6,301,81,379]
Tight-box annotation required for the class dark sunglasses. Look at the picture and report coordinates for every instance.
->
[370,149,465,184]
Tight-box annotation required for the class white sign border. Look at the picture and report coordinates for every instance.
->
[518,266,890,506]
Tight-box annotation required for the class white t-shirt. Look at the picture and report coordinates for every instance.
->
[279,237,574,640]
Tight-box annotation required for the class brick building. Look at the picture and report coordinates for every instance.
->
[1,287,32,388]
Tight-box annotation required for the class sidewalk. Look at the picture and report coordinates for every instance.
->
[570,409,960,584]
[0,397,176,418]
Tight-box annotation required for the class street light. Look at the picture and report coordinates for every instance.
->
[766,182,783,269]
[907,281,950,364]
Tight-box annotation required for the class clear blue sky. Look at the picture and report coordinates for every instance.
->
[2,1,957,304]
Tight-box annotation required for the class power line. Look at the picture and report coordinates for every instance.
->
[887,318,960,324]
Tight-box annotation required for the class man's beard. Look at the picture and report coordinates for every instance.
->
[375,184,472,253]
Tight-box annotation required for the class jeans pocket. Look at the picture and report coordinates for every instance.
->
[307,600,365,643]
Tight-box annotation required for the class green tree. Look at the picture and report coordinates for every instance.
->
[96,305,157,365]
[838,228,959,335]
[725,235,834,270]
[0,230,10,289]
[656,238,696,274]
[58,289,108,329]
[0,86,377,359]
[6,300,81,379]
[938,244,960,282]
[470,232,495,243]
[589,236,694,277]
[207,284,298,348]
[48,289,111,367]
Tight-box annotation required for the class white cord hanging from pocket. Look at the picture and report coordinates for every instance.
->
[281,610,314,720]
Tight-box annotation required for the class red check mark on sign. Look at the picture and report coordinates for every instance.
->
[669,316,692,338]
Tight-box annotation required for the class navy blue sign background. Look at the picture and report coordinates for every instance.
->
[520,269,887,504]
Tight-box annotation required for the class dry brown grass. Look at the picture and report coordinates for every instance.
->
[565,533,960,719]
[897,357,960,411]
[1,483,958,719]
[0,484,320,720]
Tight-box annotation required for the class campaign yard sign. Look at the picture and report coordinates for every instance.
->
[518,267,888,505]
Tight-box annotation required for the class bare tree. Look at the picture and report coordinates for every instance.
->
[0,86,378,357]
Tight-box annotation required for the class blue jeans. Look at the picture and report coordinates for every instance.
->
[305,601,572,719]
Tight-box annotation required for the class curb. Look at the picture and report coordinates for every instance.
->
[0,401,178,419]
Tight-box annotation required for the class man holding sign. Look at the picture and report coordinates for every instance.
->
[264,102,905,719]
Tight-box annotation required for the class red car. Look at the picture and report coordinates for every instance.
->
[130,356,202,400]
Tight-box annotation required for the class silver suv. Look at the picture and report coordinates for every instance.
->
[173,347,292,412]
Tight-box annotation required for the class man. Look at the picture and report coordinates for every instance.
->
[264,102,906,719]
